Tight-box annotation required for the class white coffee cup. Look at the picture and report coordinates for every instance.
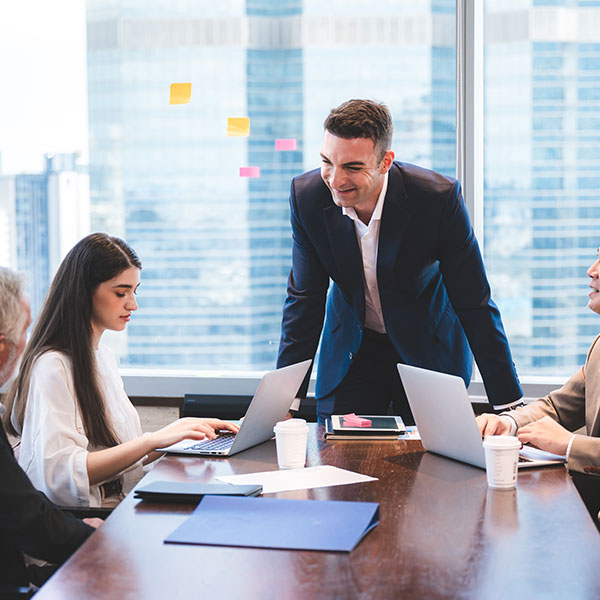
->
[483,435,521,490]
[273,418,309,469]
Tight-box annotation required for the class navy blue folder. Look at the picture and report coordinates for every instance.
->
[164,496,380,552]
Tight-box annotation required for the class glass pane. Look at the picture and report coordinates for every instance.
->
[484,0,600,377]
[1,0,455,371]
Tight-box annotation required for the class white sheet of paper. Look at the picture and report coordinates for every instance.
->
[519,445,565,462]
[216,465,377,494]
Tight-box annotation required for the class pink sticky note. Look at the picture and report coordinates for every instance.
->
[346,418,371,427]
[343,413,371,427]
[275,138,297,151]
[239,166,260,178]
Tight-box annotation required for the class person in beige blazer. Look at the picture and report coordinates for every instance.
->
[477,249,600,523]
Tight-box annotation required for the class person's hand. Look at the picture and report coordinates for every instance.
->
[517,416,571,456]
[146,418,240,450]
[476,413,512,437]
[82,517,104,529]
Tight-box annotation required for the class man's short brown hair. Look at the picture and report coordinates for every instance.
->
[324,99,393,160]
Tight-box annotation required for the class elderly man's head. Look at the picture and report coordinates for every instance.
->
[0,268,31,387]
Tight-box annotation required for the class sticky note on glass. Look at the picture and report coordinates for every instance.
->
[275,139,297,151]
[227,117,250,137]
[169,83,192,105]
[239,167,260,178]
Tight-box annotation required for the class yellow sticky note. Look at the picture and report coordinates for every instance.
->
[227,117,250,137]
[169,83,192,105]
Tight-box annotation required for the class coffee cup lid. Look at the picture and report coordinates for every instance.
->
[273,418,308,433]
[483,435,521,450]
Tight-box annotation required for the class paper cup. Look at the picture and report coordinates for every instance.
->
[483,435,520,490]
[273,418,309,469]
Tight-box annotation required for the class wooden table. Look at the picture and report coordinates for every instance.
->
[36,425,600,599]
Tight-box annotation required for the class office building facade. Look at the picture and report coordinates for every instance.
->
[86,0,456,369]
[0,154,89,316]
[484,1,600,375]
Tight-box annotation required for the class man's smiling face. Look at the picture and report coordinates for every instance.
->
[320,131,393,223]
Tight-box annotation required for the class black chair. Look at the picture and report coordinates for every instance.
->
[59,506,113,519]
[0,585,33,599]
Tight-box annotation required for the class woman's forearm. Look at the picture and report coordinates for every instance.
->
[86,433,154,485]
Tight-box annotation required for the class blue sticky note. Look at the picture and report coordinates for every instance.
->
[164,496,379,552]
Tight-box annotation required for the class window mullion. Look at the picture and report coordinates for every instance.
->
[456,0,484,244]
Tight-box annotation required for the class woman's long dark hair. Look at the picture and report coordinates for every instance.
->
[3,233,141,447]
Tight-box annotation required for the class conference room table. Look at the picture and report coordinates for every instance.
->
[36,424,600,599]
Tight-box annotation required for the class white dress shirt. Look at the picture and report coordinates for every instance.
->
[15,344,144,507]
[342,172,389,334]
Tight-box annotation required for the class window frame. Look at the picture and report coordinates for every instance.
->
[120,0,569,403]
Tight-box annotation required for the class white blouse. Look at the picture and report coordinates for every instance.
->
[15,344,144,507]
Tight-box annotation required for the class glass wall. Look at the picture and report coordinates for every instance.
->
[484,0,600,377]
[1,0,456,371]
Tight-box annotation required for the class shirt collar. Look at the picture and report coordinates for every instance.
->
[342,172,388,226]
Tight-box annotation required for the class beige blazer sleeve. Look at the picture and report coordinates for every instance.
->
[506,335,600,475]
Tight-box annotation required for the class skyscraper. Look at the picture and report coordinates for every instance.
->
[0,153,89,316]
[86,0,456,370]
[484,0,600,376]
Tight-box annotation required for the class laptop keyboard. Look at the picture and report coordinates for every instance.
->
[185,433,237,452]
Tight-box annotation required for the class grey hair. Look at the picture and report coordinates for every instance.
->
[0,267,27,343]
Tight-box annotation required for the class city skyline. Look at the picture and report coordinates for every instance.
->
[2,0,600,380]
[85,0,456,370]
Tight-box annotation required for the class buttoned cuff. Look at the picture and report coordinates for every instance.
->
[499,414,518,436]
[565,434,577,461]
[492,398,525,411]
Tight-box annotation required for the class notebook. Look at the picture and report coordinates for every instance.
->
[134,481,262,503]
[396,364,566,469]
[158,360,311,457]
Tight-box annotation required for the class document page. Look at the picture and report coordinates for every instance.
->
[216,465,377,494]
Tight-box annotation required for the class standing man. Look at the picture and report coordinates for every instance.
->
[0,267,98,590]
[277,99,522,422]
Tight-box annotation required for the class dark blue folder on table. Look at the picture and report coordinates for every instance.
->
[164,496,380,552]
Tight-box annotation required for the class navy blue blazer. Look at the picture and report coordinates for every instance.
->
[276,161,522,409]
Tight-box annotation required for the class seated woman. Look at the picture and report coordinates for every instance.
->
[3,233,239,508]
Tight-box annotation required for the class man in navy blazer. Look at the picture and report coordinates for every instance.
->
[276,99,522,422]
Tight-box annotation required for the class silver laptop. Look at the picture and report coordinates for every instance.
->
[159,360,312,457]
[397,364,566,469]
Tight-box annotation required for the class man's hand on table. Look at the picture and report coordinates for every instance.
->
[83,518,104,528]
